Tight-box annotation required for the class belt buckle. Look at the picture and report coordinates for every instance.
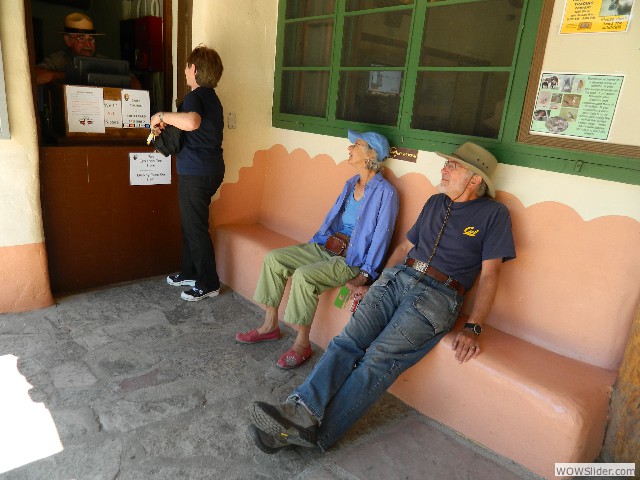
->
[412,259,428,273]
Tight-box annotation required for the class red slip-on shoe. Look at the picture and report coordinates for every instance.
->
[235,328,281,344]
[277,345,313,369]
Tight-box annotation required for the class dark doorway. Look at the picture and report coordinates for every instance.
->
[25,0,196,296]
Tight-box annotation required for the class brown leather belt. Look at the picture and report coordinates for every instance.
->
[404,257,465,296]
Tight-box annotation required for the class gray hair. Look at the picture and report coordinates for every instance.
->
[465,170,488,197]
[364,147,381,172]
[475,178,488,197]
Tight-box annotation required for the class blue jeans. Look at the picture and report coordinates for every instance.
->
[290,264,463,450]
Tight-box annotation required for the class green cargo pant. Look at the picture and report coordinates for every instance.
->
[253,243,360,326]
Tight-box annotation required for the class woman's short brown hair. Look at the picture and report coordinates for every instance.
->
[187,45,223,88]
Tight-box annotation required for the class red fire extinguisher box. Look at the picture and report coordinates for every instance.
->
[135,16,163,72]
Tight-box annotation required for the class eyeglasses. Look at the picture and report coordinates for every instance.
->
[442,160,466,171]
[68,35,96,44]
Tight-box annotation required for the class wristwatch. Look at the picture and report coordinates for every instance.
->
[158,112,164,122]
[464,322,482,335]
[360,270,371,285]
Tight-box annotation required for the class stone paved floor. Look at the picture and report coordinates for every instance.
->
[0,276,578,479]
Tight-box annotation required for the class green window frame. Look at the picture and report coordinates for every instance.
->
[272,0,640,186]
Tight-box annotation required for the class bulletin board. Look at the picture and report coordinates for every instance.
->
[518,0,640,159]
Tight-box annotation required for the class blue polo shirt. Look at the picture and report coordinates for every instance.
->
[311,173,399,279]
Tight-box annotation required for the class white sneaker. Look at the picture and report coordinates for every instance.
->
[166,274,196,287]
[181,287,220,301]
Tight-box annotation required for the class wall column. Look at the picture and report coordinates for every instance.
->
[602,305,640,465]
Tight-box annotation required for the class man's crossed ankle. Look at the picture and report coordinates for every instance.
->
[250,400,319,452]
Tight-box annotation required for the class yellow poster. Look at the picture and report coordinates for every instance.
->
[560,0,634,33]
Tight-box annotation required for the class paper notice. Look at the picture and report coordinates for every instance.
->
[65,85,105,133]
[121,89,150,129]
[129,152,171,185]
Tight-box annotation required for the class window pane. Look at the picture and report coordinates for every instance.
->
[346,0,414,11]
[421,0,523,67]
[411,71,509,138]
[280,71,329,117]
[342,11,412,67]
[336,71,402,125]
[286,0,335,19]
[284,20,334,67]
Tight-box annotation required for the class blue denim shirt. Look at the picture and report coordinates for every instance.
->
[311,173,399,280]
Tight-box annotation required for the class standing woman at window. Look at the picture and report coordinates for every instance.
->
[151,46,225,301]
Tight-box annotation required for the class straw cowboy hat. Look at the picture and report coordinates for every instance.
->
[436,142,499,197]
[60,13,105,35]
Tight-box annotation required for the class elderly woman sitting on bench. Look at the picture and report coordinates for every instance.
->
[235,130,399,369]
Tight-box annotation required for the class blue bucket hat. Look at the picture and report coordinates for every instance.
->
[347,129,390,163]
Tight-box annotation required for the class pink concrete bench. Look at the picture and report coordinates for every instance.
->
[211,145,639,479]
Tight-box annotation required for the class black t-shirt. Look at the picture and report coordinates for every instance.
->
[176,87,224,176]
[407,193,516,290]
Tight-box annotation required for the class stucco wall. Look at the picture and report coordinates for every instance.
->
[0,1,53,312]
[196,0,640,223]
[1,0,638,306]
[191,0,279,190]
[1,2,43,247]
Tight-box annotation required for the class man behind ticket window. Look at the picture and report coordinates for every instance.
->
[35,12,140,89]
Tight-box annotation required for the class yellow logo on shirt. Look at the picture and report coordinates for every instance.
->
[463,226,479,237]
